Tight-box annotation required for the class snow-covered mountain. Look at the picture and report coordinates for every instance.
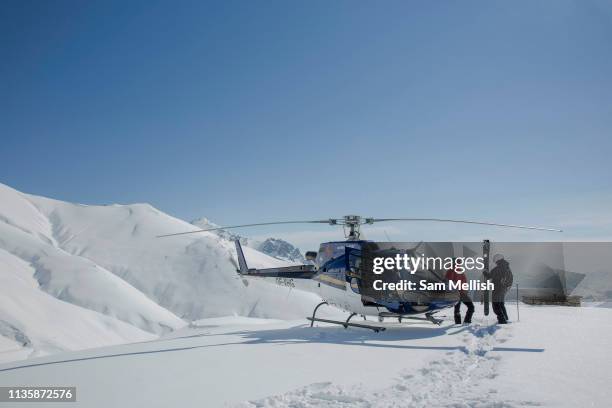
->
[0,247,156,361]
[190,217,253,246]
[572,270,612,301]
[191,217,306,262]
[0,183,320,361]
[256,238,305,263]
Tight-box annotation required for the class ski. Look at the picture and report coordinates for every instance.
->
[482,239,491,316]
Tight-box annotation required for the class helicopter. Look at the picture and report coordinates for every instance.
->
[159,215,561,332]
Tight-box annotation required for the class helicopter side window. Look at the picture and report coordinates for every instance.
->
[325,256,345,271]
[319,256,347,290]
[317,242,362,270]
[317,244,335,266]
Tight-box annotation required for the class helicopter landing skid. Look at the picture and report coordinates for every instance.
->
[306,317,386,333]
[308,302,385,332]
[309,301,329,327]
[378,311,444,325]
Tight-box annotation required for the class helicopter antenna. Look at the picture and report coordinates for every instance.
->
[157,215,562,239]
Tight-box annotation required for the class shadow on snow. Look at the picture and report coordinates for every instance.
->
[0,323,543,373]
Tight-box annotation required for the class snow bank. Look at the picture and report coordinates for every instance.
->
[0,182,320,361]
[0,248,155,363]
[26,189,321,320]
[0,184,185,336]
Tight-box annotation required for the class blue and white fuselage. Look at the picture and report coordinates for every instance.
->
[235,240,458,319]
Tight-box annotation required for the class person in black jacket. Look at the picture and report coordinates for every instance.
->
[484,254,513,324]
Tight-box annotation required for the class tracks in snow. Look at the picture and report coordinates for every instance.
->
[236,323,540,408]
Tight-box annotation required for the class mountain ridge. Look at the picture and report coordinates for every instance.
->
[0,182,320,362]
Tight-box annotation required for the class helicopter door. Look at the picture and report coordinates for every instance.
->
[345,247,363,294]
[318,256,347,290]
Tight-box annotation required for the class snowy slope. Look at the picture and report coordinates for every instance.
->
[0,248,155,363]
[0,183,185,336]
[0,182,321,361]
[0,305,609,407]
[191,217,252,244]
[26,191,320,320]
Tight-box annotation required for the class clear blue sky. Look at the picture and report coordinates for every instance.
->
[2,1,611,243]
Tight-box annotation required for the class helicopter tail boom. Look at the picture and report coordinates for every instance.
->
[234,240,317,279]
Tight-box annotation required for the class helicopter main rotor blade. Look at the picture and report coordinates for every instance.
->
[370,218,562,232]
[156,219,333,238]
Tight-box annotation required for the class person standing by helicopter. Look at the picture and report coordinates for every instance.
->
[445,262,474,324]
[485,254,513,324]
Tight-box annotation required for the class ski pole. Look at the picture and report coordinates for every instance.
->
[516,283,520,322]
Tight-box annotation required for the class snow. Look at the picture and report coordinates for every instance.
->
[0,182,320,360]
[0,247,155,363]
[255,237,306,263]
[25,186,320,321]
[0,305,610,407]
[1,181,611,406]
[191,217,306,263]
[572,270,612,301]
[0,184,186,337]
[492,306,612,407]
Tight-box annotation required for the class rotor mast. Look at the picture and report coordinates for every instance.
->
[336,215,374,240]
